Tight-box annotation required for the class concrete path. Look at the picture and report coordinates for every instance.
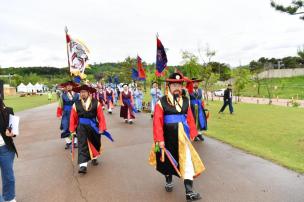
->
[8,103,304,202]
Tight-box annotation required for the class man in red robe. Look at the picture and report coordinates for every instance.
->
[70,85,107,174]
[149,72,205,201]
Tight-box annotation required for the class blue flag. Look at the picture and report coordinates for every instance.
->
[108,76,112,83]
[132,68,139,80]
[132,68,145,80]
[156,37,168,76]
[114,75,119,84]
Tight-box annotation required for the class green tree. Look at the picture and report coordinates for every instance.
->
[181,51,201,79]
[232,67,251,102]
[271,0,304,20]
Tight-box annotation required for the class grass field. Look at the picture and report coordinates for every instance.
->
[3,94,57,112]
[206,101,304,173]
[240,76,304,100]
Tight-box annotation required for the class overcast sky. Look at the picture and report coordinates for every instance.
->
[0,0,303,68]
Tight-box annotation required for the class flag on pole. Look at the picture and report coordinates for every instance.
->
[65,27,90,80]
[156,36,168,77]
[132,67,146,81]
[132,68,139,80]
[137,55,146,80]
[114,75,119,84]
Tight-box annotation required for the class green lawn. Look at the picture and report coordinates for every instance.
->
[3,94,57,112]
[241,76,304,100]
[206,101,304,173]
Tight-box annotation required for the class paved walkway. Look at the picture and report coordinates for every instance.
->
[7,103,304,202]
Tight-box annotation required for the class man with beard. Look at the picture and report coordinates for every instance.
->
[69,84,109,174]
[149,73,205,201]
[57,81,79,149]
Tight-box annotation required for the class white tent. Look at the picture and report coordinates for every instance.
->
[34,83,43,92]
[26,83,34,93]
[17,83,27,93]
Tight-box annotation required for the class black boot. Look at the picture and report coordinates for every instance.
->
[184,180,201,201]
[64,143,71,150]
[78,166,87,174]
[194,136,200,142]
[198,135,204,141]
[165,175,174,192]
[92,159,99,166]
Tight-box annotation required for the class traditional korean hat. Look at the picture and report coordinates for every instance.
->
[58,81,79,88]
[73,84,96,94]
[165,72,185,83]
[191,77,203,82]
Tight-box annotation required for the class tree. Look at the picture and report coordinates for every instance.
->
[201,67,220,102]
[271,0,304,20]
[181,51,201,79]
[232,67,251,102]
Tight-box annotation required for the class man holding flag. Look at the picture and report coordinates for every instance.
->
[57,81,79,149]
[149,72,205,201]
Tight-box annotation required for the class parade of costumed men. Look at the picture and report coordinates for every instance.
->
[56,81,80,149]
[149,72,205,202]
[150,81,162,118]
[133,85,144,112]
[104,85,115,114]
[69,84,113,174]
[188,78,209,142]
[119,83,136,124]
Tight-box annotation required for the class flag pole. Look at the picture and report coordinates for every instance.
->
[65,26,71,75]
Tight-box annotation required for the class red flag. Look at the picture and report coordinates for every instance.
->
[137,55,146,79]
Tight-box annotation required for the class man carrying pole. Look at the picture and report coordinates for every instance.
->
[149,72,205,201]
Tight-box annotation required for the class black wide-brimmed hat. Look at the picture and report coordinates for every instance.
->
[73,85,96,93]
[122,83,129,87]
[191,77,203,82]
[166,72,185,83]
[58,81,79,88]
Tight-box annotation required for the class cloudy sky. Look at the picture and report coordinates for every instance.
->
[0,0,303,68]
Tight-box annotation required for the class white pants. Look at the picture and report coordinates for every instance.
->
[79,162,88,167]
[184,144,195,180]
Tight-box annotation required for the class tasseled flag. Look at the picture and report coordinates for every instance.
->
[65,27,90,80]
